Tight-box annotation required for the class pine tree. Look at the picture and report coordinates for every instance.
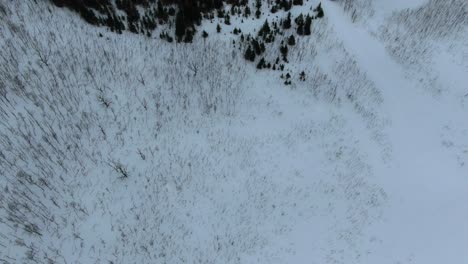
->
[304,15,312,35]
[216,24,221,33]
[225,14,231,25]
[299,71,306,81]
[283,12,292,29]
[295,14,304,35]
[293,0,303,6]
[258,20,271,39]
[244,46,256,61]
[251,39,265,55]
[244,6,251,17]
[280,45,288,62]
[255,0,262,18]
[314,3,324,18]
[184,29,194,43]
[257,58,266,69]
[287,35,296,45]
[175,10,186,42]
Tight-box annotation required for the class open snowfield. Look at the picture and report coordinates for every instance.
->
[0,0,467,263]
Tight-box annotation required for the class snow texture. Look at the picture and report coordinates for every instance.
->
[0,0,467,263]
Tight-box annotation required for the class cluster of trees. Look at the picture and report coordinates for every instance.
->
[51,0,163,35]
[239,2,324,86]
[294,13,313,36]
[51,0,250,40]
[245,2,323,64]
[51,0,324,44]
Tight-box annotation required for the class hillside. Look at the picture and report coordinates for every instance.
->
[0,0,467,263]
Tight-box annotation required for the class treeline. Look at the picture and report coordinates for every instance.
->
[50,0,247,38]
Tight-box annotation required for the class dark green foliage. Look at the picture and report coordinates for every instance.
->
[257,58,266,69]
[251,39,265,55]
[255,0,262,18]
[184,29,194,43]
[216,24,221,33]
[51,0,249,39]
[295,14,304,35]
[255,9,261,19]
[287,35,295,45]
[280,44,288,62]
[314,2,324,18]
[293,0,303,6]
[156,1,168,22]
[299,71,306,81]
[284,73,292,85]
[304,15,312,35]
[258,20,271,39]
[271,5,278,13]
[224,14,231,25]
[244,6,251,17]
[283,12,292,29]
[175,10,186,42]
[218,9,225,18]
[244,46,256,62]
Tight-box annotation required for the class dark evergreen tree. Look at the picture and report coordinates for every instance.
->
[224,14,231,25]
[216,23,222,33]
[244,6,251,17]
[314,3,324,18]
[283,12,292,29]
[304,15,312,35]
[280,44,288,62]
[218,9,225,18]
[244,46,256,61]
[258,20,271,39]
[257,58,266,69]
[295,14,304,35]
[271,5,278,13]
[251,39,265,55]
[287,35,296,45]
[184,29,194,43]
[293,0,303,6]
[255,0,262,18]
[175,10,186,42]
[299,71,306,81]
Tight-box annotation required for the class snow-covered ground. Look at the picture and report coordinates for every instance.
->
[0,0,467,263]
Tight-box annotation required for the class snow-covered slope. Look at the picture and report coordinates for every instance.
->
[0,0,467,263]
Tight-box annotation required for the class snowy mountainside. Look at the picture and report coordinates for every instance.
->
[0,0,467,263]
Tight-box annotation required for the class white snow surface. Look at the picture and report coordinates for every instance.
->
[0,0,467,263]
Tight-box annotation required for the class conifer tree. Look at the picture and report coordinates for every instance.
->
[257,58,266,69]
[314,3,324,18]
[255,0,262,18]
[287,35,296,45]
[295,14,304,35]
[258,20,271,39]
[304,15,312,35]
[244,46,256,61]
[244,6,251,17]
[293,0,303,6]
[175,10,186,42]
[280,44,288,62]
[283,12,292,29]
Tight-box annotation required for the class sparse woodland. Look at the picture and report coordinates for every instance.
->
[0,0,467,263]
